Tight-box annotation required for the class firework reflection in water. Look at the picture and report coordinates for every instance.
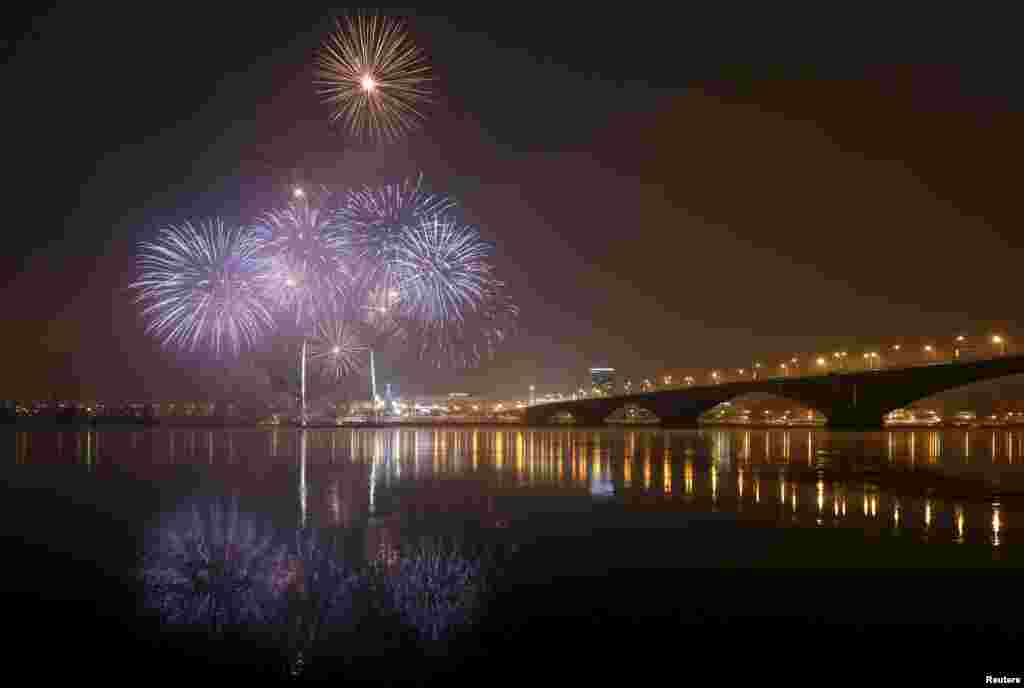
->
[370,535,488,642]
[141,498,491,657]
[140,495,287,631]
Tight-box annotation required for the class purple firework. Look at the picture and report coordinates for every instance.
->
[391,215,493,323]
[252,195,351,329]
[131,219,274,356]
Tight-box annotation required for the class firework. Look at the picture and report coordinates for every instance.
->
[384,216,517,366]
[131,219,274,356]
[315,14,433,142]
[390,216,493,324]
[337,174,455,258]
[410,288,519,368]
[252,195,351,328]
[310,317,368,379]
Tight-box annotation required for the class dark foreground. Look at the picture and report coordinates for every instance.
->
[4,462,1022,684]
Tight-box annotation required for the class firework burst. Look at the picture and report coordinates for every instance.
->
[252,195,351,329]
[337,174,455,259]
[391,216,493,324]
[309,317,368,379]
[315,13,433,142]
[386,215,517,366]
[410,288,519,368]
[131,219,274,356]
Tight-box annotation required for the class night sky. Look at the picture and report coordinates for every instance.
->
[4,7,1022,403]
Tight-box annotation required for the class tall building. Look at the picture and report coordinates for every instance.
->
[590,367,616,395]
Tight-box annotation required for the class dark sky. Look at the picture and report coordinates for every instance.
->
[3,7,1023,402]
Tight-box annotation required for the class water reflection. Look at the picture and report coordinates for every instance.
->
[6,427,1023,552]
[139,492,492,678]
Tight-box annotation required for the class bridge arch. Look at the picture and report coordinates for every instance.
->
[523,355,1024,429]
[606,403,661,424]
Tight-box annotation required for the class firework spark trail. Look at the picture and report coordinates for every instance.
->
[131,219,275,356]
[252,198,352,329]
[315,14,433,142]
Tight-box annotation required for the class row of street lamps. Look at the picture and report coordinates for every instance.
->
[569,334,1011,400]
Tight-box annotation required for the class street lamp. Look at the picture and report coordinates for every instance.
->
[992,335,1007,356]
[954,334,967,360]
[923,344,935,362]
[753,362,762,380]
[816,357,827,372]
[780,363,789,377]
[711,371,720,384]
[684,376,695,387]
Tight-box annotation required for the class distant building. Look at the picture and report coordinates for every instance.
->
[590,367,616,395]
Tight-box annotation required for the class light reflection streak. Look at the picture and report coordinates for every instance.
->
[711,461,718,502]
[663,454,671,495]
[299,431,308,527]
[644,448,652,490]
[992,501,1002,547]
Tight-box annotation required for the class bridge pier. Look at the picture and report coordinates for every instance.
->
[659,416,701,429]
[823,409,885,431]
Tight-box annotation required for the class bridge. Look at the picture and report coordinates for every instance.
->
[523,354,1024,429]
